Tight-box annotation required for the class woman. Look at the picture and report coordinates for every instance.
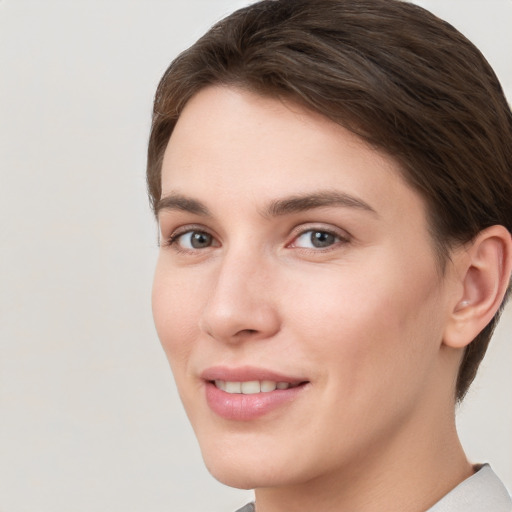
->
[147,1,512,510]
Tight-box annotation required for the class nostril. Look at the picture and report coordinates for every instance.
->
[241,329,259,336]
[235,328,258,336]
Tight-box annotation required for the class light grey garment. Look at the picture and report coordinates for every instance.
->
[234,465,511,512]
[234,504,254,512]
[428,464,511,512]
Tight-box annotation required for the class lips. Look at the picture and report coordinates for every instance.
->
[201,366,309,421]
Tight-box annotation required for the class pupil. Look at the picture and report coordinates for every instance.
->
[191,232,211,248]
[311,231,334,247]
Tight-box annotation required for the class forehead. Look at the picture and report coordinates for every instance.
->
[161,85,427,226]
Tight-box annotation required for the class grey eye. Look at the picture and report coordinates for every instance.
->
[179,231,214,249]
[294,230,339,249]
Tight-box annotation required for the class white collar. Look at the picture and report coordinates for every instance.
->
[236,465,511,512]
[427,464,512,512]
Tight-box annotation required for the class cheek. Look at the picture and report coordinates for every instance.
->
[285,256,443,389]
[151,262,202,370]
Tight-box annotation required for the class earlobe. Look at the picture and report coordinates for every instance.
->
[443,225,512,349]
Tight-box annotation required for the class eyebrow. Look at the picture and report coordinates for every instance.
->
[156,193,211,216]
[156,190,377,218]
[264,190,378,218]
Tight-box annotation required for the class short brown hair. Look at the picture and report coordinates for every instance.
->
[147,0,512,400]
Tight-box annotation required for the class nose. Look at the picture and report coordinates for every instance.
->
[199,250,281,344]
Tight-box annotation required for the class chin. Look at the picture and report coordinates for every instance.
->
[204,458,290,490]
[199,437,302,490]
[205,463,259,490]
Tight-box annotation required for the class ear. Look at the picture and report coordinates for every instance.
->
[443,225,512,349]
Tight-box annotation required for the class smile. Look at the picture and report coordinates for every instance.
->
[201,367,309,421]
[213,380,300,394]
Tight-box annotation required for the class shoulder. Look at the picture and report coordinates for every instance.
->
[234,503,255,512]
[428,464,512,512]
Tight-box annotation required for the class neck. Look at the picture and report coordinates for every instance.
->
[253,402,472,512]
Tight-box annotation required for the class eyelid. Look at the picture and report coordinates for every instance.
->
[162,224,219,249]
[160,222,350,252]
[287,223,351,249]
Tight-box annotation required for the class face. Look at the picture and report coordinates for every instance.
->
[152,86,458,490]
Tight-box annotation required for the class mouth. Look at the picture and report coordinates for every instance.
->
[201,367,309,421]
[211,379,305,394]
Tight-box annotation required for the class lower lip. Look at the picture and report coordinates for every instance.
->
[204,381,307,421]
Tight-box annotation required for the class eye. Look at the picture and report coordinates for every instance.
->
[170,230,216,250]
[291,229,343,249]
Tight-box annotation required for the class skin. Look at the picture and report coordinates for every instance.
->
[152,86,477,512]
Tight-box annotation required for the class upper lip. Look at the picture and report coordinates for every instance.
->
[200,365,307,385]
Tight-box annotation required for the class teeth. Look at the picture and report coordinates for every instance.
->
[214,380,226,391]
[225,381,241,393]
[241,381,260,394]
[214,380,293,394]
[260,380,277,392]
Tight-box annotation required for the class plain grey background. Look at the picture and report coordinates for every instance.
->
[0,1,510,511]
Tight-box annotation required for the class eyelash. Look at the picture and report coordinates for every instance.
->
[288,226,349,251]
[163,224,350,253]
[163,225,215,252]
